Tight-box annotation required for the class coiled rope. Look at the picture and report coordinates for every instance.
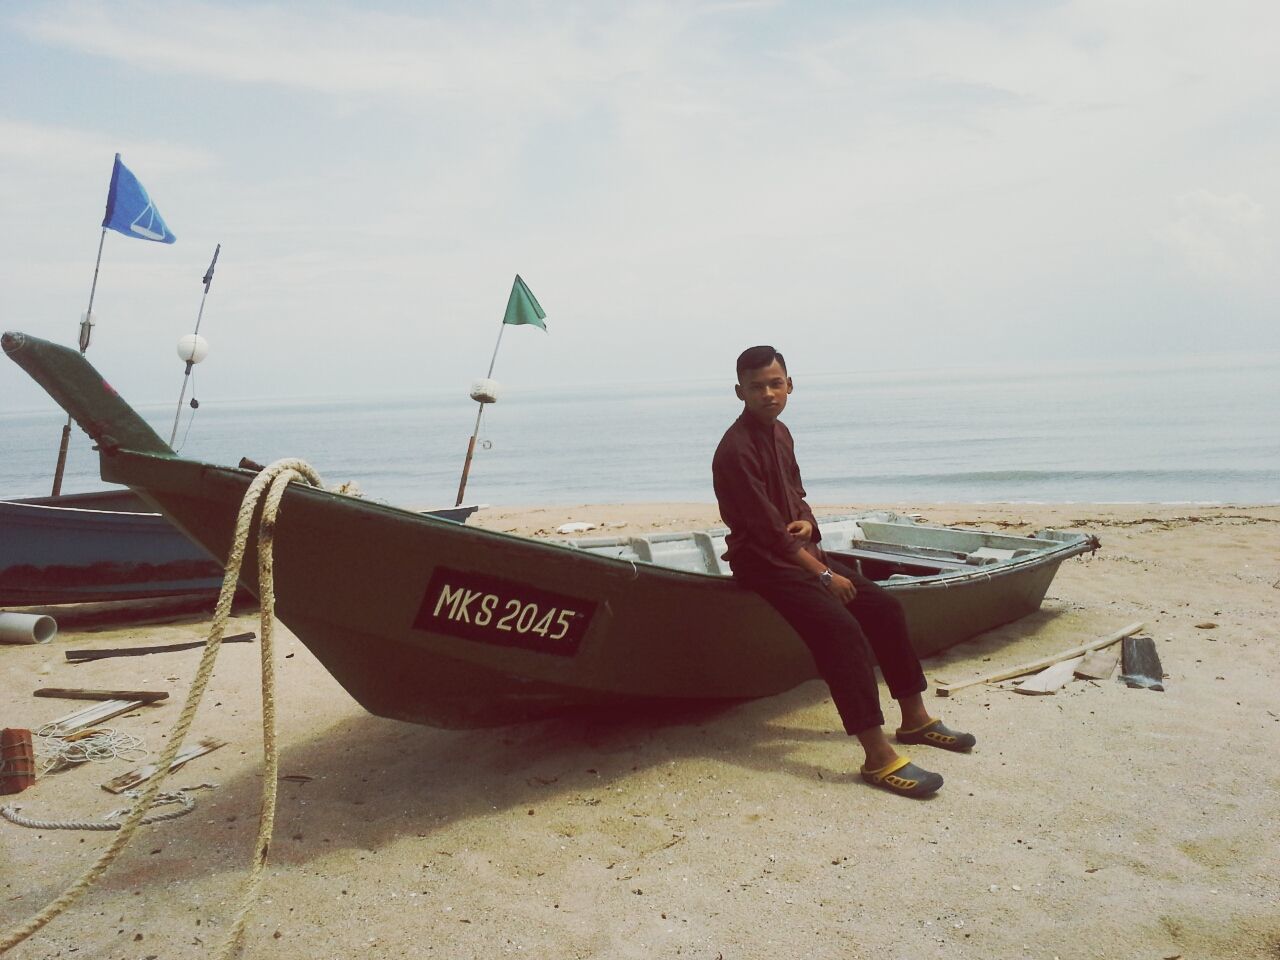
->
[33,728,148,776]
[0,458,322,958]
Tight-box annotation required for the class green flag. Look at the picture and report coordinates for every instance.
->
[502,274,547,331]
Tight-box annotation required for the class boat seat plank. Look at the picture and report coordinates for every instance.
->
[628,536,708,574]
[858,520,1054,553]
[833,545,974,572]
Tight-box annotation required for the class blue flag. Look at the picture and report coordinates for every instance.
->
[102,154,176,243]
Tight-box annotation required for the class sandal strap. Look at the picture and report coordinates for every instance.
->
[897,718,941,736]
[862,755,913,781]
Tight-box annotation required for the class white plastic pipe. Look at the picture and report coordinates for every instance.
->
[0,613,57,645]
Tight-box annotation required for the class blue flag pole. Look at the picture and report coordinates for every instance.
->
[51,154,177,495]
[50,226,107,496]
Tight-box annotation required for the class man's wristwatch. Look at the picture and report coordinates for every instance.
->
[819,568,833,587]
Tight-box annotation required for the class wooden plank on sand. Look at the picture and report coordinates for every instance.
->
[1074,645,1120,680]
[64,632,256,663]
[1120,635,1165,691]
[934,621,1144,697]
[33,688,169,704]
[1015,656,1084,695]
[41,699,153,737]
[102,737,227,793]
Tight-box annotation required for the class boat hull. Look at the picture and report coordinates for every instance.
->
[0,494,224,606]
[106,451,1087,728]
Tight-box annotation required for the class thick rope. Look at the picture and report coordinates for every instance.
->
[0,458,322,958]
[2,791,196,830]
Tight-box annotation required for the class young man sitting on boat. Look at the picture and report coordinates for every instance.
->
[712,345,975,799]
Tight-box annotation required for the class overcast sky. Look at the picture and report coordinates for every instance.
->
[2,0,1276,412]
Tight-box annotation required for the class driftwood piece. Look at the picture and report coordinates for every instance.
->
[65,632,256,663]
[33,688,169,704]
[934,621,1144,697]
[102,737,227,793]
[1074,645,1121,680]
[1015,656,1085,695]
[1120,635,1165,691]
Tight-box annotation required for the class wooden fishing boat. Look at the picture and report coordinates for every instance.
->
[4,331,1098,728]
[1,489,226,606]
[0,490,478,607]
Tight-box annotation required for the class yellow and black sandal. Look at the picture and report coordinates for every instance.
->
[895,718,976,752]
[859,756,944,798]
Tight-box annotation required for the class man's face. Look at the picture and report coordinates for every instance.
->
[735,359,793,423]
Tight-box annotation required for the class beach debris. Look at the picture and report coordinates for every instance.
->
[36,728,148,775]
[1194,622,1217,629]
[38,698,161,738]
[1073,645,1121,680]
[601,521,628,529]
[934,622,1144,697]
[0,729,36,795]
[33,687,169,704]
[1015,656,1085,695]
[0,612,57,645]
[279,773,313,783]
[64,632,256,663]
[102,737,227,793]
[1120,635,1165,691]
[332,479,363,498]
[556,521,597,535]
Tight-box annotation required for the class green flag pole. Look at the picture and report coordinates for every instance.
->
[455,321,507,506]
[454,276,546,506]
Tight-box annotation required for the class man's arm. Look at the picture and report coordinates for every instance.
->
[713,442,809,563]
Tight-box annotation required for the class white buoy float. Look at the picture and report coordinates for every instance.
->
[176,333,210,366]
[469,378,500,404]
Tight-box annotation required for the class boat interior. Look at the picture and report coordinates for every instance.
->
[561,513,1070,582]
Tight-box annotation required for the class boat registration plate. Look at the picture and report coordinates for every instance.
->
[414,567,597,656]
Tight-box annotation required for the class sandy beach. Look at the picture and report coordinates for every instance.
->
[2,502,1278,959]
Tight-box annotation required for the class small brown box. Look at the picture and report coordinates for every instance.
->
[0,728,36,794]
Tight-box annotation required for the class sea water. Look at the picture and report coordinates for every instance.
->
[2,354,1276,507]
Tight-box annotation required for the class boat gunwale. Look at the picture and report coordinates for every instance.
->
[0,499,160,518]
[106,450,1097,594]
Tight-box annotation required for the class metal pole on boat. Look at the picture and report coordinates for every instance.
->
[51,227,107,496]
[168,244,220,447]
[455,323,506,506]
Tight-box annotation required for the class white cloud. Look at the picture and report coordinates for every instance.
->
[17,2,662,105]
[1159,189,1267,281]
[3,0,1279,411]
[0,119,214,173]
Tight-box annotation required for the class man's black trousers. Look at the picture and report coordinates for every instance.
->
[736,558,927,734]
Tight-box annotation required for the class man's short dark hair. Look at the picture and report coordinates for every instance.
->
[736,345,786,380]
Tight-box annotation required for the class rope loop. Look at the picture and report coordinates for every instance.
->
[1,790,197,831]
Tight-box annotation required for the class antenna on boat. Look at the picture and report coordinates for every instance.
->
[167,244,220,447]
[454,275,547,506]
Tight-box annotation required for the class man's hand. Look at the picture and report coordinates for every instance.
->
[827,572,856,603]
[786,519,813,543]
